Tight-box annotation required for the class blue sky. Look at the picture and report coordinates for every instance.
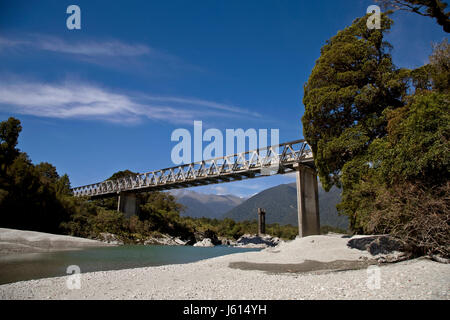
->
[0,0,447,197]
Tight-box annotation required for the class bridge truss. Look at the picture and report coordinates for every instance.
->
[72,139,314,198]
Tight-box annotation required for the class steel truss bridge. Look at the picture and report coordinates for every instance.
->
[72,139,314,198]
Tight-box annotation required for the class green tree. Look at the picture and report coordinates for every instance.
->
[428,39,450,92]
[337,90,449,230]
[55,174,72,196]
[302,13,407,191]
[35,162,60,185]
[0,118,75,233]
[107,170,137,180]
[330,36,449,255]
[376,91,449,186]
[344,90,449,255]
[93,170,138,210]
[0,117,22,175]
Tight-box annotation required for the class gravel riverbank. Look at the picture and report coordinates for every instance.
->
[1,234,448,300]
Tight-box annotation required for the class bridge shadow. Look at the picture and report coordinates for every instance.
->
[228,259,377,275]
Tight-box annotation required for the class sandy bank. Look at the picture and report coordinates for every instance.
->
[0,228,115,254]
[0,234,448,299]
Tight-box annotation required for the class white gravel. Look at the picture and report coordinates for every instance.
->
[1,234,449,300]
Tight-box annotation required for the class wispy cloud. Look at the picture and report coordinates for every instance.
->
[211,185,229,195]
[37,37,153,57]
[0,34,153,57]
[142,96,261,118]
[0,37,28,51]
[0,80,258,124]
[0,34,196,74]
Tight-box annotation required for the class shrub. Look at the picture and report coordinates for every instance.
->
[365,182,449,257]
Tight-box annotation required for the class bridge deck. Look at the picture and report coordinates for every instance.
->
[72,139,314,198]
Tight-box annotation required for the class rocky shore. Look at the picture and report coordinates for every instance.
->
[0,227,286,254]
[1,233,448,299]
[193,234,282,248]
[94,231,284,249]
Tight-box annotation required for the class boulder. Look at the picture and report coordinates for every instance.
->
[347,235,408,262]
[194,230,221,245]
[144,234,187,246]
[347,235,404,254]
[193,238,214,247]
[96,232,124,245]
[235,234,282,248]
[218,237,237,246]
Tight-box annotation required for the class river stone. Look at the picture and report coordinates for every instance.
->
[235,234,282,248]
[193,238,214,247]
[347,235,404,254]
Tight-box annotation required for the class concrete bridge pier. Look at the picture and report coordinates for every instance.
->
[117,192,140,218]
[294,163,320,237]
[257,208,266,236]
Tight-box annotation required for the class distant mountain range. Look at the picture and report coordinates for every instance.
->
[170,189,246,219]
[223,183,348,230]
[170,183,348,230]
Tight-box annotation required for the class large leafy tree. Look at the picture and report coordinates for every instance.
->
[302,14,449,255]
[302,14,407,191]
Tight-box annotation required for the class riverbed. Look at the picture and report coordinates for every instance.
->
[1,235,448,300]
[0,245,261,285]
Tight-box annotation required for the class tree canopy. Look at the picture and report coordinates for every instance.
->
[302,13,449,256]
[302,13,407,191]
[377,0,450,32]
[0,118,72,232]
[302,10,450,256]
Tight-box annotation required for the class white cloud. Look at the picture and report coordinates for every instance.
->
[0,80,256,124]
[0,34,192,74]
[143,96,261,118]
[211,185,228,195]
[39,38,152,57]
[0,37,27,51]
[0,34,261,123]
[0,34,154,57]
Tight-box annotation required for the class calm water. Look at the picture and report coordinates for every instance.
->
[0,245,261,285]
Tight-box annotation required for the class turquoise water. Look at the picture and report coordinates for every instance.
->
[0,245,261,285]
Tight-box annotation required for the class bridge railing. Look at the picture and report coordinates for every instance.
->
[72,139,313,197]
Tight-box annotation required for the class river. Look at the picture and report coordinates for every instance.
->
[0,245,261,285]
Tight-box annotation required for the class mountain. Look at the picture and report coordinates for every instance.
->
[222,183,348,230]
[170,189,246,219]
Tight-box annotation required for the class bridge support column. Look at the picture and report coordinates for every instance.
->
[257,208,266,236]
[117,192,140,218]
[294,164,320,237]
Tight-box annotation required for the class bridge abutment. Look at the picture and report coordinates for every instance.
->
[117,192,140,218]
[294,164,320,237]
